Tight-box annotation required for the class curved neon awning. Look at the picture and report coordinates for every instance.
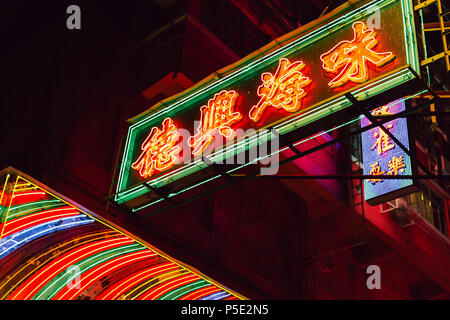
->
[0,168,243,300]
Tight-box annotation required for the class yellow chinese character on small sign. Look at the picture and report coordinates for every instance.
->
[368,161,386,184]
[387,156,406,176]
[371,124,394,155]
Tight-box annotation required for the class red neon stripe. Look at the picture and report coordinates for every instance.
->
[10,191,47,206]
[137,274,199,300]
[54,250,157,300]
[8,236,132,300]
[95,262,179,300]
[0,206,79,238]
[179,285,220,300]
[0,206,76,229]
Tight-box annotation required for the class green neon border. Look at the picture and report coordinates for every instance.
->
[115,0,420,206]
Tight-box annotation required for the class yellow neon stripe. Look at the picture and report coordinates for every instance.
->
[0,174,9,207]
[124,269,186,300]
[12,236,130,300]
[100,263,177,300]
[14,182,32,188]
[0,230,118,299]
[18,176,245,300]
[62,251,158,300]
[14,186,39,192]
[0,176,19,242]
[147,275,200,300]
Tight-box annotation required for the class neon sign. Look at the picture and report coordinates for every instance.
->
[320,21,395,88]
[115,0,421,211]
[362,99,415,205]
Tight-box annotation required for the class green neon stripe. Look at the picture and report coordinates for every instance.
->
[419,11,431,86]
[33,243,144,300]
[401,0,420,73]
[7,200,62,221]
[125,269,190,300]
[158,280,209,300]
[9,199,60,213]
[131,198,165,212]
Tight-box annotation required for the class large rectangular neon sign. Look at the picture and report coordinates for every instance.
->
[114,0,421,211]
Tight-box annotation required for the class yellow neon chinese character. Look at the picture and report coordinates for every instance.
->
[371,124,394,155]
[387,156,406,176]
[368,161,386,184]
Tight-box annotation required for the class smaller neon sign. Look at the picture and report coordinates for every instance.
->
[362,99,414,204]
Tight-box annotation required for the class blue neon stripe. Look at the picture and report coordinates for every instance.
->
[0,214,94,260]
[200,291,230,300]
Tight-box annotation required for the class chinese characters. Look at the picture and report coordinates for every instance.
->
[368,161,385,184]
[371,124,394,155]
[320,21,395,88]
[131,21,398,180]
[368,155,407,184]
[249,58,312,122]
[366,104,407,185]
[387,156,406,176]
[131,118,182,179]
[189,90,243,156]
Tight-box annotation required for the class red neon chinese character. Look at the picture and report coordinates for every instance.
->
[371,124,394,155]
[368,161,386,184]
[189,90,243,156]
[320,21,395,88]
[387,156,406,176]
[249,58,312,122]
[131,118,181,179]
